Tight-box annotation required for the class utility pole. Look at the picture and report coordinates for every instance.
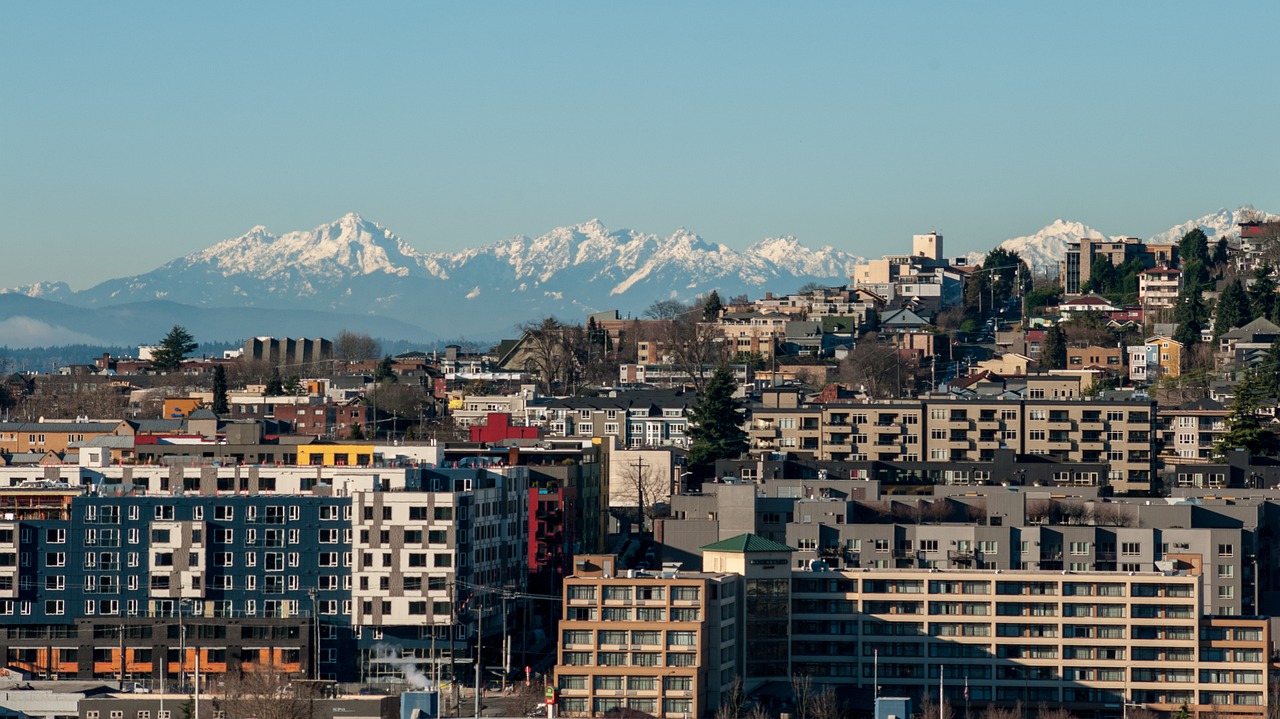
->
[473,600,484,718]
[308,588,319,680]
[630,458,648,532]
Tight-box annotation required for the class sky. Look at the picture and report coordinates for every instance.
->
[2,1,1279,291]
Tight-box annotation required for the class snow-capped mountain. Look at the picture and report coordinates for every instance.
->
[968,208,1278,275]
[1147,208,1280,246]
[0,280,73,301]
[57,215,867,337]
[967,219,1106,275]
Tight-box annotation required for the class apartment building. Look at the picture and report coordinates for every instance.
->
[544,391,696,449]
[786,566,1268,716]
[1161,399,1229,462]
[748,385,1157,493]
[553,554,741,719]
[0,466,529,686]
[0,420,129,455]
[1060,237,1146,296]
[661,483,1266,618]
[553,539,1270,718]
[1138,266,1182,308]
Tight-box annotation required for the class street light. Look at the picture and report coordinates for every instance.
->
[178,598,191,693]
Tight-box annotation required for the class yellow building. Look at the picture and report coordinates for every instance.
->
[1148,335,1184,379]
[296,443,376,466]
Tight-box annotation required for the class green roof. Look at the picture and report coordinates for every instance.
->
[700,533,795,553]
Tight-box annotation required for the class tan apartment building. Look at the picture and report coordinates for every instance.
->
[1138,266,1181,308]
[553,554,741,718]
[789,566,1268,717]
[749,383,1157,493]
[0,420,130,456]
[553,540,1269,718]
[1066,345,1125,371]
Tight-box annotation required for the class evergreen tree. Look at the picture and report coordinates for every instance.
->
[1179,228,1209,265]
[1039,323,1067,370]
[349,422,365,440]
[1248,264,1277,320]
[1211,237,1229,267]
[1214,278,1251,338]
[1181,258,1209,293]
[1172,288,1207,347]
[702,290,724,321]
[685,365,748,479]
[265,367,284,396]
[211,365,229,415]
[149,325,197,372]
[1215,370,1280,458]
[374,355,397,383]
[1083,257,1118,295]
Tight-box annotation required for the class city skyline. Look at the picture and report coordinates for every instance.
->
[3,2,1279,291]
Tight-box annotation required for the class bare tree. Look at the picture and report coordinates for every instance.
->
[334,330,381,361]
[743,706,772,719]
[916,692,955,719]
[979,702,1022,719]
[790,675,817,719]
[716,676,746,719]
[613,456,670,531]
[838,333,906,399]
[645,299,690,319]
[213,668,314,719]
[808,688,842,719]
[517,318,573,394]
[1035,706,1076,719]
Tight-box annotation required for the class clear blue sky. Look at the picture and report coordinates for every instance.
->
[2,1,1278,290]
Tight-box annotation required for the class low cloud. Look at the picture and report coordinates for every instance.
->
[0,316,107,348]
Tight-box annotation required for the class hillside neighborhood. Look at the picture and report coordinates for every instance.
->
[5,217,1280,719]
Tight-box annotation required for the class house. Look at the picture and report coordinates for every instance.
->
[976,353,1034,376]
[1138,267,1181,308]
[1066,345,1125,374]
[877,308,929,334]
[1144,336,1184,380]
[1058,294,1120,318]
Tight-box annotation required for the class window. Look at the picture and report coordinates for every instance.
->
[1217,544,1234,557]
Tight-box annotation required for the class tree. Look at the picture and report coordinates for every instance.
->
[1083,256,1118,295]
[1182,258,1209,292]
[715,676,745,719]
[212,667,316,719]
[685,365,747,479]
[265,368,284,396]
[334,330,381,361]
[644,299,689,320]
[1249,264,1277,320]
[1214,278,1251,338]
[614,455,670,531]
[838,333,907,398]
[283,375,303,396]
[1179,227,1209,266]
[1212,237,1230,267]
[1172,287,1208,347]
[1216,369,1280,458]
[374,356,397,383]
[702,290,724,321]
[916,691,955,719]
[211,365,229,415]
[1039,323,1067,370]
[150,325,197,372]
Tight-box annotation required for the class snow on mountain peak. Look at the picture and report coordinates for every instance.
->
[1147,207,1280,245]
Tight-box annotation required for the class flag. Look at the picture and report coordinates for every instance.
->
[964,676,969,702]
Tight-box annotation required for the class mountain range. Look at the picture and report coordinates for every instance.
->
[1,208,1273,348]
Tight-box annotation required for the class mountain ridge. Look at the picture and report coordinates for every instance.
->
[3,208,1275,343]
